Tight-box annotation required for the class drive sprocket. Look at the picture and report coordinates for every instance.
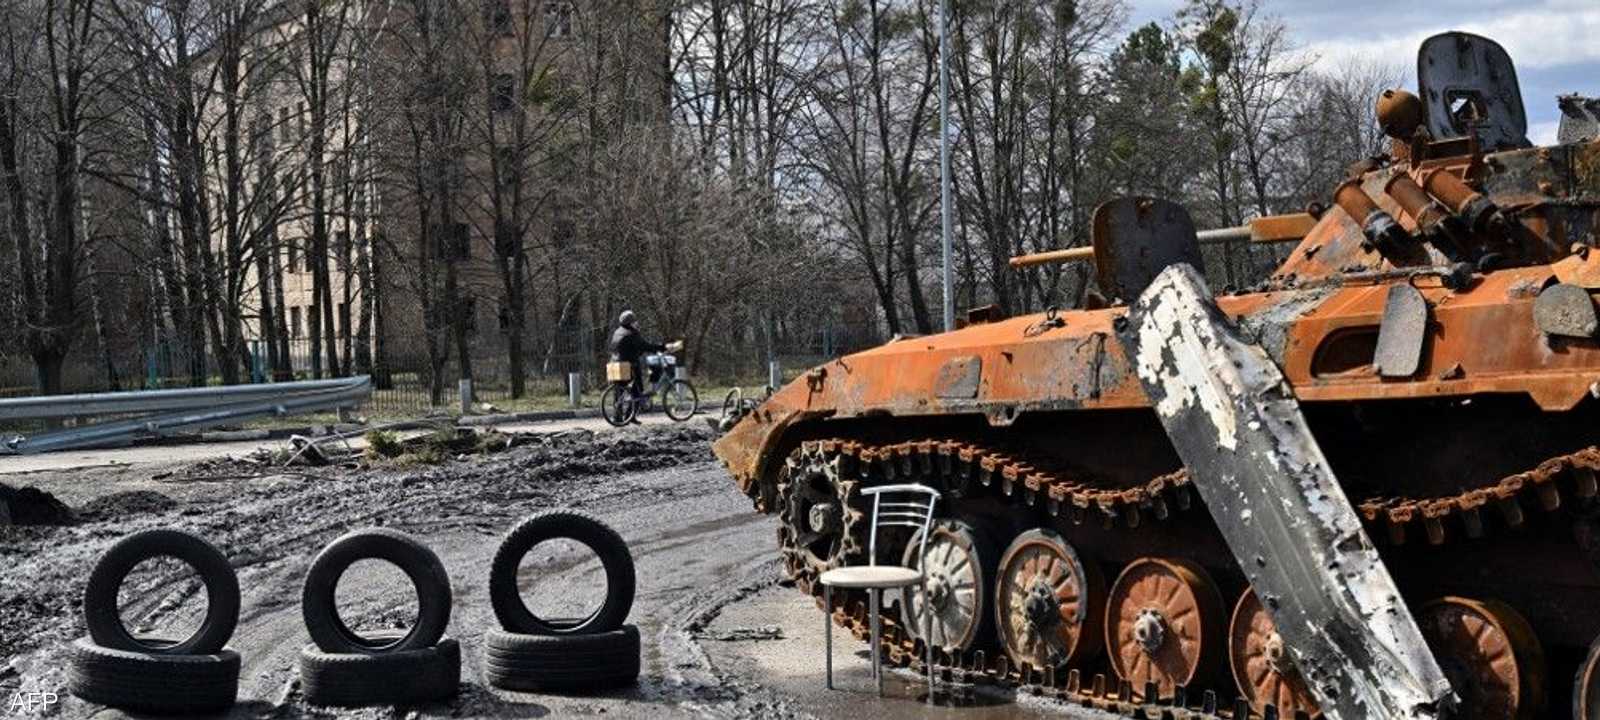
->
[776,442,869,594]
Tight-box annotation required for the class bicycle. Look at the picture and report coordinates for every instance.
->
[601,344,699,427]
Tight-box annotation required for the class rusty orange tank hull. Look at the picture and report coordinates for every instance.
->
[711,34,1600,719]
[715,254,1600,499]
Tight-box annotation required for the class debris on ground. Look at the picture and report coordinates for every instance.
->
[75,491,178,521]
[695,626,784,642]
[0,482,75,526]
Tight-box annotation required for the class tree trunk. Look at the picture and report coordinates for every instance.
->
[33,350,65,396]
[898,236,933,334]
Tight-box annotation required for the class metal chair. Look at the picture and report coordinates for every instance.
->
[817,483,940,702]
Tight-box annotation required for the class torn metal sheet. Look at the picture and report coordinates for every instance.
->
[1375,284,1430,377]
[1120,264,1454,720]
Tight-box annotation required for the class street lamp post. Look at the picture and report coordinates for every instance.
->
[939,0,954,331]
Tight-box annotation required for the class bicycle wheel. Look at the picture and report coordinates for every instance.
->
[721,387,742,418]
[663,380,699,422]
[600,384,636,427]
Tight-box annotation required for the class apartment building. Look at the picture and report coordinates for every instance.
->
[201,0,668,376]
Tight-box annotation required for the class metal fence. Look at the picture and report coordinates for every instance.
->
[0,318,882,427]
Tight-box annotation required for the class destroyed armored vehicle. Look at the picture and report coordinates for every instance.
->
[713,32,1600,720]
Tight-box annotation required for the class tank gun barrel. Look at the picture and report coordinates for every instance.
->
[1197,213,1319,245]
[1008,213,1316,270]
[1008,246,1097,268]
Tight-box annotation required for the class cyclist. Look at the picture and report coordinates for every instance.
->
[609,310,667,399]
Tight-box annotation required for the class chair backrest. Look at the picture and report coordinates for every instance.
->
[861,484,941,567]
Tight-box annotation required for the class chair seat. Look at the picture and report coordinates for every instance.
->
[819,565,922,589]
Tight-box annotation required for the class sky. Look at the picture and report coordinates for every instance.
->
[1126,0,1600,145]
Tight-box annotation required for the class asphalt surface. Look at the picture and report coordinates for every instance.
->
[0,420,1116,719]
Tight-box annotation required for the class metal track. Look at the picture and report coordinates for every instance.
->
[778,437,1600,719]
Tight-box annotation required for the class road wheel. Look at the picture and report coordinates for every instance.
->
[994,529,1104,672]
[900,518,998,654]
[663,379,699,421]
[67,637,239,714]
[1574,631,1600,719]
[83,528,239,655]
[490,510,636,636]
[301,528,452,654]
[600,384,635,427]
[1104,557,1224,702]
[482,626,641,692]
[1229,589,1321,717]
[299,635,460,707]
[1419,596,1545,720]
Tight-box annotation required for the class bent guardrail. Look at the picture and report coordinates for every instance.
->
[1,376,372,455]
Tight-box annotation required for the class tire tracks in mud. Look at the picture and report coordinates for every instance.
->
[2,425,821,718]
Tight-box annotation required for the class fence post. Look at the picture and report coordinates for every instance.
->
[567,372,581,408]
[459,378,472,415]
[768,360,781,390]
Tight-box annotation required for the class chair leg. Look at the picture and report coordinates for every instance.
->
[824,584,833,690]
[924,578,934,705]
[870,588,882,696]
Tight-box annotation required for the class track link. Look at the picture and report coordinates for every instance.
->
[778,438,1600,719]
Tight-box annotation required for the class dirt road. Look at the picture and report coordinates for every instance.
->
[1,424,1114,719]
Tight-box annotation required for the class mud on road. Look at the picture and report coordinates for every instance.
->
[1,424,1108,720]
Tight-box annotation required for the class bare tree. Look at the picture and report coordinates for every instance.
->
[797,0,937,335]
[0,0,114,393]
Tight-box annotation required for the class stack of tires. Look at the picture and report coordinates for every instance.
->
[297,528,460,707]
[483,510,641,691]
[69,530,242,714]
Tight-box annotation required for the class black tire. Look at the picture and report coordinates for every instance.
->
[481,626,640,692]
[662,379,699,422]
[301,527,451,654]
[600,384,636,427]
[83,528,240,655]
[67,637,239,713]
[489,510,636,636]
[299,636,460,707]
[720,387,741,418]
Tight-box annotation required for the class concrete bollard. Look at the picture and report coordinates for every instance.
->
[768,360,781,390]
[568,372,581,408]
[459,378,472,415]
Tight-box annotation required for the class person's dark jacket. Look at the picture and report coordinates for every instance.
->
[609,325,665,364]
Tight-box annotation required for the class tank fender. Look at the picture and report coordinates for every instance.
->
[710,398,828,511]
[1120,264,1455,720]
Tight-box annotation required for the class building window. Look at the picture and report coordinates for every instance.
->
[497,303,512,332]
[491,74,515,113]
[543,2,572,38]
[338,303,349,337]
[290,306,302,337]
[279,107,291,143]
[286,241,299,273]
[462,296,478,333]
[248,117,264,153]
[488,0,513,35]
[297,102,306,139]
[336,230,350,267]
[436,222,470,261]
[495,220,521,257]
